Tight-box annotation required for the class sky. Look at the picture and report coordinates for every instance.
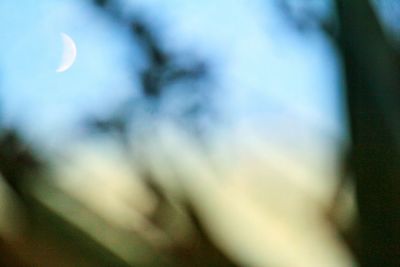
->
[0,0,345,147]
[0,0,349,214]
[0,0,135,144]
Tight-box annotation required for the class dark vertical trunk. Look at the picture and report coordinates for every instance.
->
[335,0,400,266]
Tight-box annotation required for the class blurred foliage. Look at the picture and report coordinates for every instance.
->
[0,129,41,196]
[0,0,399,266]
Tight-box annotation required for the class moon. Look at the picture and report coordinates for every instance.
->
[56,32,77,73]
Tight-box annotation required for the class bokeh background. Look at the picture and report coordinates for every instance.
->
[0,1,399,266]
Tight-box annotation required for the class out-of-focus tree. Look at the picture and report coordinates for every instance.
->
[0,0,399,266]
[335,0,400,266]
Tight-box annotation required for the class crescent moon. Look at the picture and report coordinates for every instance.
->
[56,32,77,73]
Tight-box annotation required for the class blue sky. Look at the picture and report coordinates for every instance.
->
[0,0,346,148]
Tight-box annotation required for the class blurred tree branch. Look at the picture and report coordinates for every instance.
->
[86,1,238,266]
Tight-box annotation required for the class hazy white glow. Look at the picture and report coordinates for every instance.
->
[56,32,77,73]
